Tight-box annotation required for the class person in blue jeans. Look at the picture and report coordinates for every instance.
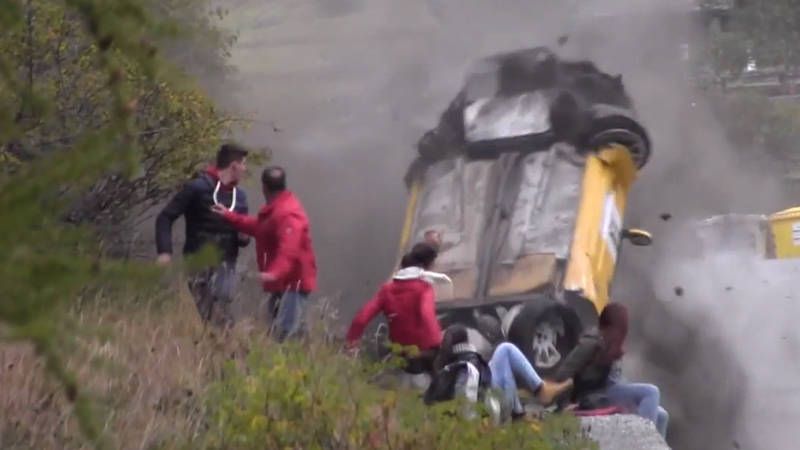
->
[606,362,669,437]
[555,303,669,439]
[426,325,572,421]
[489,341,573,417]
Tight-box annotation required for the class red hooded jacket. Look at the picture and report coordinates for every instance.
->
[223,190,317,293]
[346,267,443,351]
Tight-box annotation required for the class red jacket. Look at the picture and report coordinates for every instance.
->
[223,190,317,293]
[346,268,442,350]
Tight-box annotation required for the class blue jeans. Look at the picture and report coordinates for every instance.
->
[606,382,669,438]
[489,343,544,414]
[187,262,236,328]
[268,290,308,342]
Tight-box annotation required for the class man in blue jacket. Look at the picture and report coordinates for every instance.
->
[155,143,250,327]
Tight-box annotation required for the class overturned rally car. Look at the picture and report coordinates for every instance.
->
[394,46,653,377]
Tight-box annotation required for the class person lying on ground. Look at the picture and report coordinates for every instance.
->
[211,166,317,342]
[345,242,443,375]
[155,143,250,328]
[425,325,573,422]
[554,303,669,438]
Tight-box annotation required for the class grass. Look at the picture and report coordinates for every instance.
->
[0,283,245,450]
[0,281,595,450]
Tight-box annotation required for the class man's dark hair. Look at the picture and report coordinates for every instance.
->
[261,166,287,192]
[408,242,438,269]
[400,253,416,269]
[216,143,249,169]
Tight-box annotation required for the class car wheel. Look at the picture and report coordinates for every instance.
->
[507,300,583,377]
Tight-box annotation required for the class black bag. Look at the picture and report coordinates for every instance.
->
[424,362,464,405]
[424,353,492,405]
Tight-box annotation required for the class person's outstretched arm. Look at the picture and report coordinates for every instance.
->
[346,286,387,348]
[218,208,258,236]
[155,181,196,261]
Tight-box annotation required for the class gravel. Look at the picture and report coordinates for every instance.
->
[581,415,670,450]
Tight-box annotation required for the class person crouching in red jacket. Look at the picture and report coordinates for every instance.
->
[212,166,317,341]
[346,242,443,374]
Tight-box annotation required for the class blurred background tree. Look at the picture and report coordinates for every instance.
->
[698,0,800,184]
[0,0,240,445]
[0,0,241,258]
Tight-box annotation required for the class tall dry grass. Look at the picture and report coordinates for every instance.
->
[0,283,267,450]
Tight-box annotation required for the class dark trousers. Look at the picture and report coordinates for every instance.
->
[187,262,236,328]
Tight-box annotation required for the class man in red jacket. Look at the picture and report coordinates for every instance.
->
[212,166,317,341]
[346,242,443,374]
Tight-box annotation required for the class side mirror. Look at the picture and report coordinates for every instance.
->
[622,228,653,246]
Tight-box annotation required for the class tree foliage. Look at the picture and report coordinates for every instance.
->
[710,92,800,164]
[0,0,235,446]
[734,0,800,74]
[699,19,749,86]
[698,1,800,175]
[0,0,240,255]
[701,0,800,79]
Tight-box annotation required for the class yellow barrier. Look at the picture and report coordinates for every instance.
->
[768,207,800,259]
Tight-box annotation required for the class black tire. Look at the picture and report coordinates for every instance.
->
[582,104,652,169]
[506,300,583,378]
[361,318,391,362]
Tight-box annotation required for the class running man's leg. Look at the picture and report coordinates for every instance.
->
[208,262,236,328]
[187,268,215,323]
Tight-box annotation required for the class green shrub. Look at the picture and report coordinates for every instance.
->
[196,341,597,450]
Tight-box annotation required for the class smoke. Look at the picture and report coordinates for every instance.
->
[223,1,796,448]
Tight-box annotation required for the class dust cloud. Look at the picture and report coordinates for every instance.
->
[221,1,796,448]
